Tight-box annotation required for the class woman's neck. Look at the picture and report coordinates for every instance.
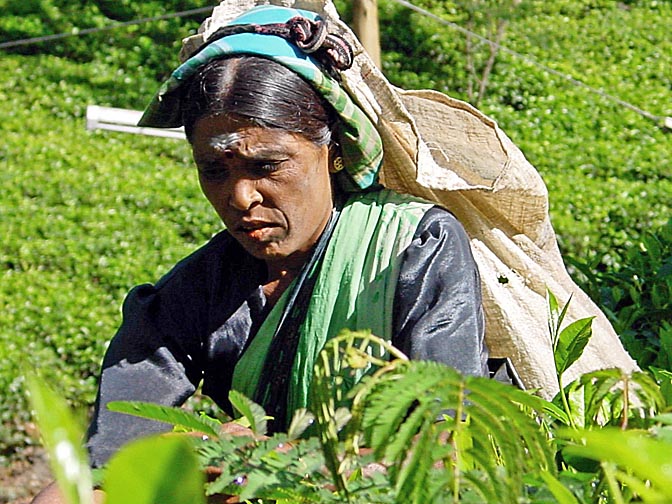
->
[262,260,303,307]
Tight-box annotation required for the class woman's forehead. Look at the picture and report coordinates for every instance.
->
[210,132,298,159]
[192,114,313,160]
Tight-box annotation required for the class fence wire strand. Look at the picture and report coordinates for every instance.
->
[0,1,667,127]
[391,0,664,124]
[0,6,213,49]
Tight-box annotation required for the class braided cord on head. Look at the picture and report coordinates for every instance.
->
[197,16,353,74]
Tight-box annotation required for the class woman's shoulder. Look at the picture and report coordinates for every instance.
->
[416,205,468,238]
[355,188,468,238]
[151,230,246,291]
[348,187,433,207]
[120,229,261,318]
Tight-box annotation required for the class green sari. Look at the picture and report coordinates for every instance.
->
[231,189,434,424]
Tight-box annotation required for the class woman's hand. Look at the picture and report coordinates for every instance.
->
[31,482,105,504]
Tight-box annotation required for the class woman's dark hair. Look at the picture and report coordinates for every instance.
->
[181,56,336,145]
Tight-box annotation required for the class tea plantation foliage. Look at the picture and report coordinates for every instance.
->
[28,331,672,503]
[1,0,670,462]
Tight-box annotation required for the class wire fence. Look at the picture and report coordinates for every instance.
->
[1,1,668,128]
[0,6,213,50]
[391,0,666,126]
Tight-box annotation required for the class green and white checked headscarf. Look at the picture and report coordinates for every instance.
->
[138,5,383,191]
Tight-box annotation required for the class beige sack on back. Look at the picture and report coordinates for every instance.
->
[187,0,639,398]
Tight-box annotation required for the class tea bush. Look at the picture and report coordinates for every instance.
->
[28,327,672,504]
[376,0,671,266]
[569,219,672,369]
[0,54,218,457]
[0,0,204,83]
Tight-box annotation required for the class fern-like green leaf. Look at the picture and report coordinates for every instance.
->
[461,470,500,503]
[468,390,537,467]
[308,332,559,502]
[107,401,221,438]
[355,360,553,502]
[394,425,441,503]
[311,337,353,494]
[309,331,409,497]
[468,380,555,470]
[362,361,450,456]
[459,395,524,501]
[382,400,437,468]
[465,451,508,500]
[537,470,580,504]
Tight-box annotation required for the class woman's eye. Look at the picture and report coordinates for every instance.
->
[199,166,228,182]
[254,161,281,174]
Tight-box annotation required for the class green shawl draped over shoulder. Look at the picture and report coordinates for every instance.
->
[231,189,434,422]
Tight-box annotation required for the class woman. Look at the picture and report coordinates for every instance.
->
[34,9,485,497]
[80,4,487,469]
[34,2,641,501]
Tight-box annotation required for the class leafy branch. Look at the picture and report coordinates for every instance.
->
[26,293,672,503]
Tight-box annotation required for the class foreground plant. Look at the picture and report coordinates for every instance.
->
[545,291,672,503]
[27,378,205,504]
[28,292,672,503]
[102,332,556,503]
[313,332,556,503]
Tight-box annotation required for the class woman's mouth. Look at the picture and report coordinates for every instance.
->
[246,228,268,240]
[237,221,278,241]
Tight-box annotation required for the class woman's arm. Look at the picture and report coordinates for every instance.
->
[85,279,205,467]
[85,231,265,466]
[393,207,488,376]
[31,482,105,504]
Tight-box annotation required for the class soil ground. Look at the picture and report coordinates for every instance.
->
[0,447,52,504]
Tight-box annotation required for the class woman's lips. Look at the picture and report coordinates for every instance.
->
[246,228,268,240]
[237,221,279,241]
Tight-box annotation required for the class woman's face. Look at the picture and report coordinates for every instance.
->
[191,114,333,272]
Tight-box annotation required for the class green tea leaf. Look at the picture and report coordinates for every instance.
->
[650,367,672,406]
[552,379,587,428]
[229,390,267,436]
[579,368,622,424]
[547,288,560,346]
[542,400,571,425]
[555,317,594,375]
[27,376,94,504]
[104,435,204,504]
[107,401,220,439]
[630,371,665,412]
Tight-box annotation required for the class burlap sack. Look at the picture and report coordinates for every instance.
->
[184,0,639,398]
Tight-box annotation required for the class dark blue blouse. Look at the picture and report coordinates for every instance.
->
[86,206,487,467]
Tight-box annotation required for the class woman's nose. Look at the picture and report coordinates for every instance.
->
[228,176,263,210]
